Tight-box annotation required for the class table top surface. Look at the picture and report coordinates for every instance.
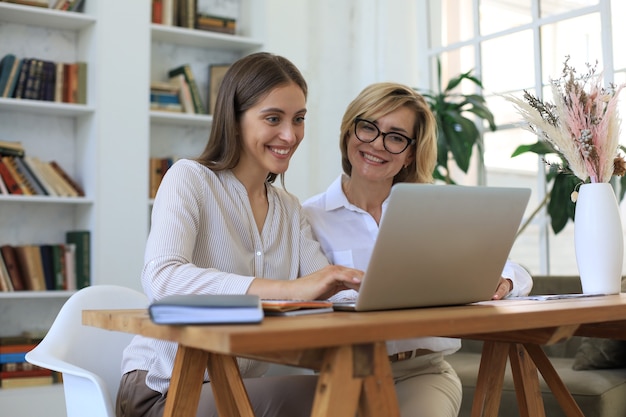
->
[83,294,626,355]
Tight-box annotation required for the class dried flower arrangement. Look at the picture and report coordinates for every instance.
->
[506,57,626,185]
[505,57,626,234]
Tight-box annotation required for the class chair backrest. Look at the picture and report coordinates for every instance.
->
[26,285,148,417]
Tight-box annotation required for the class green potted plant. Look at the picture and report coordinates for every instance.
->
[418,59,496,184]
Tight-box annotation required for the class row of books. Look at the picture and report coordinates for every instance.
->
[150,64,206,114]
[149,157,175,199]
[0,334,60,389]
[151,0,237,35]
[0,231,91,292]
[0,141,85,197]
[0,54,87,104]
[2,0,84,10]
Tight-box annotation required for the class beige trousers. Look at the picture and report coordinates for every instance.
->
[116,353,461,417]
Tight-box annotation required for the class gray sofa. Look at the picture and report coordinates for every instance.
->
[447,275,626,417]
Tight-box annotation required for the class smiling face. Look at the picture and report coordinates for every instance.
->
[347,106,416,186]
[235,82,307,181]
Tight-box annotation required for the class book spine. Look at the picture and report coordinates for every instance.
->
[0,54,16,96]
[168,65,205,114]
[65,231,90,289]
[12,156,47,195]
[49,160,85,196]
[51,244,66,290]
[0,253,14,291]
[12,58,31,99]
[0,245,25,291]
[14,245,46,291]
[0,168,8,195]
[22,156,57,196]
[2,58,22,98]
[0,159,22,195]
[2,156,33,195]
[39,244,56,290]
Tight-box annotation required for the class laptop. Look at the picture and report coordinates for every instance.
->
[332,183,531,312]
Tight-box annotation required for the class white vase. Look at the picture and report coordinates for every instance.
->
[574,182,624,294]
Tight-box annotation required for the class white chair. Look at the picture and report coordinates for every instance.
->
[25,285,148,417]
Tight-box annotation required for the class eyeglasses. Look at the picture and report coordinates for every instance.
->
[353,118,416,154]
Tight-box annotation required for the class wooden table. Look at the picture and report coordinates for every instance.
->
[83,294,626,417]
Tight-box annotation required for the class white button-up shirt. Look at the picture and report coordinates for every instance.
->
[302,174,533,356]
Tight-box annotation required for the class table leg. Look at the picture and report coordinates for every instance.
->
[310,342,400,417]
[508,344,545,417]
[310,345,363,417]
[164,345,209,417]
[206,353,255,417]
[523,344,584,417]
[357,341,400,417]
[470,341,509,417]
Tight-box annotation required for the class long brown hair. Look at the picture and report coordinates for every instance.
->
[196,52,308,183]
[339,82,437,184]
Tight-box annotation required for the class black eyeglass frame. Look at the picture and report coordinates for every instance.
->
[353,118,416,154]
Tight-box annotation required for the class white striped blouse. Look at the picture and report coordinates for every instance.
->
[120,159,329,394]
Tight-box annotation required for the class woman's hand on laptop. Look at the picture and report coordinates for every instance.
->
[295,265,363,300]
[491,277,513,300]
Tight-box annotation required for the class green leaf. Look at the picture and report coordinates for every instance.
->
[511,141,555,157]
[547,173,578,233]
[441,113,478,172]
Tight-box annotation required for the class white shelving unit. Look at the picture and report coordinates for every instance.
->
[148,1,264,208]
[0,1,264,415]
[0,3,97,415]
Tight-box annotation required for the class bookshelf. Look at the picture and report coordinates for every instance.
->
[0,1,264,415]
[148,0,264,206]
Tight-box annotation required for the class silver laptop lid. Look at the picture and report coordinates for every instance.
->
[351,183,530,311]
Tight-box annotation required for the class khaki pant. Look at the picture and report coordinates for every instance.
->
[116,353,461,417]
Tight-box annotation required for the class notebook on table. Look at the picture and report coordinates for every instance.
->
[332,183,531,312]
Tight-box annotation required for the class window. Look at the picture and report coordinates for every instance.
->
[422,0,625,275]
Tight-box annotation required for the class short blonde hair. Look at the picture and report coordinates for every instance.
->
[339,82,437,184]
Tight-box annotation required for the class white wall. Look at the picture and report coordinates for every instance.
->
[263,0,423,201]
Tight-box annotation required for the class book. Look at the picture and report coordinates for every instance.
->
[0,375,54,388]
[169,73,194,114]
[12,156,47,195]
[4,0,49,7]
[76,61,87,104]
[0,253,14,292]
[14,245,46,291]
[152,0,163,24]
[261,299,334,316]
[65,230,90,289]
[0,158,22,194]
[2,156,34,195]
[0,54,17,96]
[39,60,57,102]
[63,243,76,290]
[168,64,205,114]
[22,156,57,196]
[196,14,236,34]
[0,140,26,157]
[0,172,7,195]
[54,62,64,102]
[33,158,74,196]
[23,58,41,100]
[12,58,31,99]
[0,245,26,291]
[49,160,85,196]
[149,294,263,324]
[51,244,66,290]
[39,244,56,290]
[2,58,22,98]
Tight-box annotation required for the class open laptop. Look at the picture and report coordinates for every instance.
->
[333,183,531,312]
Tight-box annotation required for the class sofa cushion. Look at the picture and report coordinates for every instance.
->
[572,338,626,370]
[571,277,626,370]
[447,352,626,417]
